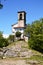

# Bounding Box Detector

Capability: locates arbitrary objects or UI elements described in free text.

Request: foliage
[24,24,31,36]
[25,18,43,53]
[0,31,9,48]
[0,38,9,48]
[15,31,21,37]
[8,35,15,42]
[0,31,3,38]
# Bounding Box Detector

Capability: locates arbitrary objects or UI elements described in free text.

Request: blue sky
[0,0,43,35]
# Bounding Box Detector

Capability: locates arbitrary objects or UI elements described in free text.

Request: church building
[12,11,26,38]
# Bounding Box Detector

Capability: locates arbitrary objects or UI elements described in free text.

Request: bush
[25,18,43,53]
[0,38,9,48]
[28,34,43,52]
[0,31,9,48]
[8,35,15,42]
[15,31,21,37]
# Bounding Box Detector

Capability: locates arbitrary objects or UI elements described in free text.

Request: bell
[0,3,3,9]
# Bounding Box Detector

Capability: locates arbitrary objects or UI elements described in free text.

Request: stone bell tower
[18,11,26,27]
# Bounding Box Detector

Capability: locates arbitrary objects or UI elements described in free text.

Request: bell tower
[18,11,26,27]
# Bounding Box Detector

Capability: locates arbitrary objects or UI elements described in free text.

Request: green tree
[24,24,31,35]
[0,31,3,38]
[0,38,9,47]
[0,31,9,48]
[8,35,15,42]
[15,31,21,37]
[25,18,43,52]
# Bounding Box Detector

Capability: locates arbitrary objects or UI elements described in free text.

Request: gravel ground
[0,59,30,65]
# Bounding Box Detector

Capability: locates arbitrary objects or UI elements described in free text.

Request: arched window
[19,14,22,20]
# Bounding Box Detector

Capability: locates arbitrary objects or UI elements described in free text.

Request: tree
[25,18,43,53]
[8,35,15,42]
[0,31,3,38]
[0,31,9,48]
[15,31,21,37]
[24,24,31,36]
[0,38,9,47]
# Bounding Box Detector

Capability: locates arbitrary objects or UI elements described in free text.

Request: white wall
[12,27,24,35]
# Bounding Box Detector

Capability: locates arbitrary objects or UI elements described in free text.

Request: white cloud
[3,34,9,38]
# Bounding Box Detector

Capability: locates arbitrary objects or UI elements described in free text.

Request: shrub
[15,31,21,37]
[8,35,15,42]
[25,18,43,53]
[0,31,9,48]
[0,38,9,48]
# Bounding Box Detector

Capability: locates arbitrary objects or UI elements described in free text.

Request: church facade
[12,11,26,38]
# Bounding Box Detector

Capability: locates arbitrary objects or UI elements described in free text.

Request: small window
[19,14,22,20]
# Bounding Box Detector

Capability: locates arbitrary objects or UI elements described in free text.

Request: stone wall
[24,36,28,42]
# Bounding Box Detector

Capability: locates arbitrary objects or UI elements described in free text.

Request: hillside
[0,41,43,65]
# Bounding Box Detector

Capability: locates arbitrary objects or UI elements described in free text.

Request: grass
[7,40,19,47]
[7,42,15,48]
[23,55,43,65]
[7,40,28,48]
[29,55,43,61]
[32,49,42,55]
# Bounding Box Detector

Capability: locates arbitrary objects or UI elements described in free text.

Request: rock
[0,51,4,59]
[0,51,3,56]
[20,50,33,58]
[14,47,21,52]
[3,47,8,53]
[20,51,29,57]
[3,56,6,59]
[4,49,19,57]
